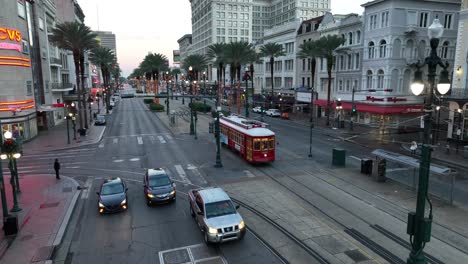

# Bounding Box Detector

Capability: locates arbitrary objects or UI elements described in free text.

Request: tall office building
[189,0,330,55]
[95,31,117,57]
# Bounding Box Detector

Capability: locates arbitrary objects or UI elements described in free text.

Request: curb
[52,176,81,248]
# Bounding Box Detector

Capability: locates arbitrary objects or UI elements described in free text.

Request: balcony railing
[49,57,61,66]
[51,82,73,92]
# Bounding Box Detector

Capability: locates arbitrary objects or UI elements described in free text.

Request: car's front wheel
[204,231,211,245]
[190,204,195,217]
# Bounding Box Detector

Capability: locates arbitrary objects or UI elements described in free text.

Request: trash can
[332,148,346,167]
[4,215,18,235]
[372,158,387,182]
[78,128,86,136]
[464,146,468,158]
[360,159,373,175]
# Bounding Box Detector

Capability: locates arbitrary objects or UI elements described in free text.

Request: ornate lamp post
[308,89,315,157]
[407,18,451,264]
[1,131,22,212]
[203,71,206,95]
[189,66,195,135]
[166,71,170,115]
[245,66,250,118]
[214,103,223,168]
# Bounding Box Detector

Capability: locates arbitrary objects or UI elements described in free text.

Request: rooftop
[199,187,230,204]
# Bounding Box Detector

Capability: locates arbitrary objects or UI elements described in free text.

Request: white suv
[266,109,281,117]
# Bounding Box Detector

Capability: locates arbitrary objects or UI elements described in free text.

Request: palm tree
[299,35,345,126]
[260,43,285,103]
[140,53,167,96]
[129,67,144,91]
[89,47,115,113]
[224,41,256,114]
[207,43,227,103]
[50,21,98,130]
[182,54,208,94]
[111,64,121,92]
[171,68,182,95]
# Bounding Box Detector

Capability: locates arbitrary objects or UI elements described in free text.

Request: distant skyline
[78,0,368,77]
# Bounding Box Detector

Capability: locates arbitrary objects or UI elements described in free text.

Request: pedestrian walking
[54,158,61,179]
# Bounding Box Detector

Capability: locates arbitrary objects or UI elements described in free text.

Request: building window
[39,18,44,30]
[347,54,352,70]
[419,12,429,27]
[349,32,353,45]
[45,80,49,92]
[381,11,389,27]
[407,11,417,25]
[338,80,343,91]
[369,14,378,30]
[18,1,25,18]
[377,70,384,88]
[367,70,373,89]
[356,31,361,44]
[355,53,360,69]
[340,55,344,70]
[346,80,351,92]
[444,14,452,29]
[368,41,375,59]
[441,41,449,59]
[320,58,324,71]
[302,59,306,71]
[26,81,32,95]
[21,40,29,54]
[379,40,387,58]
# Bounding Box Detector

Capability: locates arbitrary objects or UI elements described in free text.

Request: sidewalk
[24,103,106,152]
[0,175,80,263]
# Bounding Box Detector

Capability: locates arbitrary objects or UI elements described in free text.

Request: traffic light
[352,104,357,114]
[209,122,214,133]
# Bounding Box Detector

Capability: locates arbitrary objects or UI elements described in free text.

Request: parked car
[97,177,128,214]
[143,168,176,205]
[188,187,246,244]
[94,114,106,126]
[252,106,262,113]
[265,109,281,117]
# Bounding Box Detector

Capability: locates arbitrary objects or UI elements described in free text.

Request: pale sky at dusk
[78,0,368,77]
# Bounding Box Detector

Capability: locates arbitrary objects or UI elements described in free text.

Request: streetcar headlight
[264,153,267,157]
[239,220,245,229]
[99,202,105,208]
[208,227,218,234]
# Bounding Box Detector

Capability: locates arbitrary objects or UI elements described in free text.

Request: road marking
[158,136,166,144]
[113,138,118,144]
[187,164,207,184]
[81,178,93,200]
[130,158,140,161]
[64,148,94,152]
[99,143,104,148]
[32,155,90,160]
[137,136,143,145]
[149,136,155,143]
[165,135,173,140]
[174,165,191,184]
[349,155,361,161]
[244,170,255,178]
[65,166,80,169]
[113,159,124,163]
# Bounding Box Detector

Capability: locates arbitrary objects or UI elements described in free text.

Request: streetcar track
[231,197,330,264]
[252,163,445,264]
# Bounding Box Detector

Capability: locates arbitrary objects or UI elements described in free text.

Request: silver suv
[188,187,246,244]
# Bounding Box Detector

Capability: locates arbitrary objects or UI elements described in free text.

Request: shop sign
[296,92,311,103]
[0,42,22,52]
[0,27,22,42]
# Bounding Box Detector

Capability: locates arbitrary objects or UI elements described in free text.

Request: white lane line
[65,166,80,169]
[64,148,95,152]
[99,143,105,148]
[244,170,255,178]
[349,155,362,161]
[158,136,166,144]
[165,135,173,140]
[81,178,93,200]
[113,159,124,163]
[113,138,118,144]
[33,155,91,160]
[174,165,191,184]
[187,164,207,184]
[130,158,140,161]
[137,136,143,145]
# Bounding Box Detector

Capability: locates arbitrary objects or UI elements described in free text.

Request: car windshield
[205,200,236,218]
[148,175,171,187]
[101,183,124,195]
[97,115,105,120]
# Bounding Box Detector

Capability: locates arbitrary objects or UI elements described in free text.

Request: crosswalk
[98,134,174,148]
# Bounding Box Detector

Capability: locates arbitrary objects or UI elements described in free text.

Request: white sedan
[265,109,281,117]
[252,106,262,113]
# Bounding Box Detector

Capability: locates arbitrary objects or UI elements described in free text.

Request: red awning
[314,99,423,115]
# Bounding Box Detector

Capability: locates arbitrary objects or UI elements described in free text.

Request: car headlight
[99,202,105,208]
[239,220,245,229]
[147,193,154,198]
[170,190,176,195]
[208,227,218,234]
[120,199,127,205]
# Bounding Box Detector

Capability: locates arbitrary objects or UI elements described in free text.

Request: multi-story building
[95,31,117,57]
[177,34,193,66]
[188,0,330,81]
[447,0,468,143]
[0,0,38,140]
[356,0,460,127]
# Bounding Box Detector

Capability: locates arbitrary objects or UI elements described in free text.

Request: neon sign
[0,43,22,52]
[0,27,22,42]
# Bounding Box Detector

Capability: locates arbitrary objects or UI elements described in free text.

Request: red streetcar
[219,114,275,163]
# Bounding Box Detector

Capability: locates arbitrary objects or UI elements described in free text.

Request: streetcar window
[254,140,261,150]
[262,139,268,150]
[269,139,275,149]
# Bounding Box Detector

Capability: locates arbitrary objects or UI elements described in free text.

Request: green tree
[50,21,98,129]
[260,43,285,99]
[140,53,168,94]
[182,54,208,94]
[207,43,227,100]
[224,41,256,113]
[171,68,182,90]
[299,35,345,126]
[89,47,116,113]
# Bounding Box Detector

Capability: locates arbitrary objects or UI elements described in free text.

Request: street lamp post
[335,98,343,128]
[72,115,77,140]
[1,131,22,212]
[203,71,206,95]
[214,103,223,168]
[407,18,451,264]
[245,66,250,118]
[308,89,315,157]
[166,71,170,116]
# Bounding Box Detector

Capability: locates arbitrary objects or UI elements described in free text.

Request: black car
[97,177,128,214]
[144,168,176,205]
[94,114,106,126]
